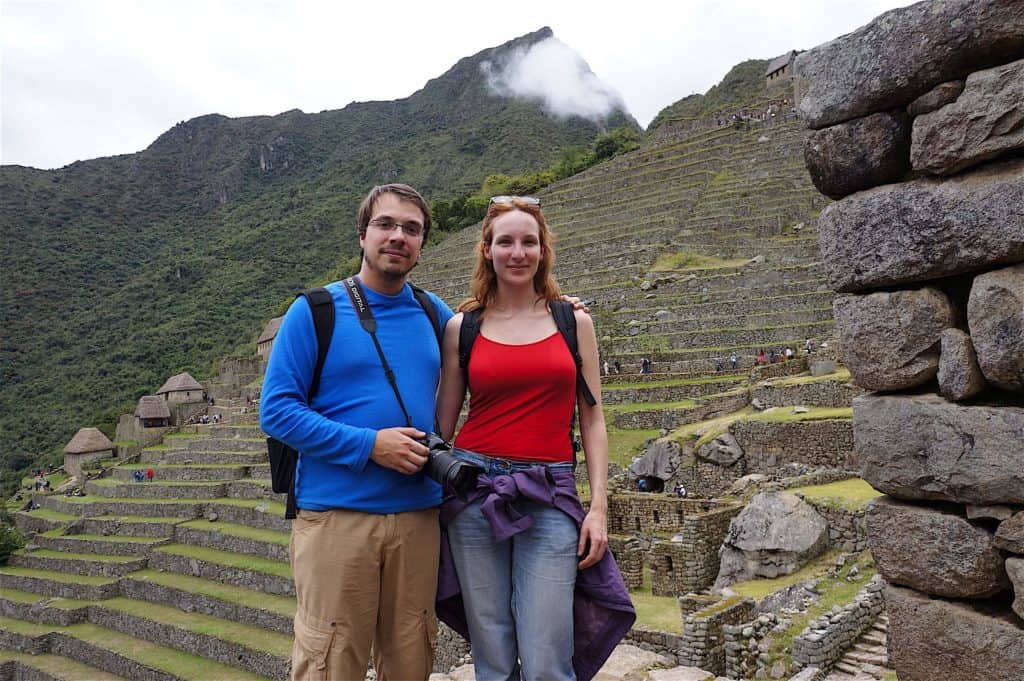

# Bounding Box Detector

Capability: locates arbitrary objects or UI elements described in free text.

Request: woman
[436,196,631,681]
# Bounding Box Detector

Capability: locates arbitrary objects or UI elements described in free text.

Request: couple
[261,184,634,681]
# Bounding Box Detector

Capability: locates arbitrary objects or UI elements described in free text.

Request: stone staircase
[826,614,894,680]
[1,425,292,680]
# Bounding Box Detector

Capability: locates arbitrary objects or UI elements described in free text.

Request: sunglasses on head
[489,195,541,207]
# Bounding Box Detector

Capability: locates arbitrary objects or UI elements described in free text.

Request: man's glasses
[367,217,424,238]
[489,195,541,207]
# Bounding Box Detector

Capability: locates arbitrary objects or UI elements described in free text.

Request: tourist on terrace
[436,196,634,681]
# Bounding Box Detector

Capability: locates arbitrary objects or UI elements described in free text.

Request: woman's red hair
[459,199,561,312]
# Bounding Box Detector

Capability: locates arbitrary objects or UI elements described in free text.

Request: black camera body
[420,433,482,499]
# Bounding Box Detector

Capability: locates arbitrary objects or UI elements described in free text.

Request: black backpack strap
[286,287,335,519]
[458,308,484,387]
[550,301,597,407]
[410,284,443,348]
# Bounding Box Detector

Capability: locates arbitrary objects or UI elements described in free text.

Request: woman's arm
[436,313,467,442]
[574,309,610,569]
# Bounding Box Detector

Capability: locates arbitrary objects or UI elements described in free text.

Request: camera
[420,433,482,499]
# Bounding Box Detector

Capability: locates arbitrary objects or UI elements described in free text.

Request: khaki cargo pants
[290,507,440,681]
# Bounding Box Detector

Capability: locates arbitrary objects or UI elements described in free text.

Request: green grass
[16,507,77,522]
[153,544,291,578]
[66,621,267,680]
[649,251,747,271]
[729,549,843,601]
[603,398,697,414]
[791,478,882,511]
[745,406,852,424]
[0,651,124,680]
[629,568,684,634]
[605,374,747,390]
[177,519,289,546]
[768,367,851,386]
[164,433,204,440]
[129,569,296,617]
[606,427,661,468]
[208,497,287,515]
[40,529,166,544]
[768,552,878,675]
[87,514,190,523]
[0,566,117,585]
[0,587,91,610]
[101,597,293,656]
[0,615,57,635]
[14,549,141,563]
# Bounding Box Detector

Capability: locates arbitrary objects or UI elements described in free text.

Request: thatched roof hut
[258,316,284,345]
[156,372,203,395]
[64,427,114,454]
[135,395,171,421]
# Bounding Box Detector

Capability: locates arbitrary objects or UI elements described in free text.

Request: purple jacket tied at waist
[436,465,636,681]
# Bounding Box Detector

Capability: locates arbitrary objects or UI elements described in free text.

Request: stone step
[178,438,267,453]
[861,631,887,646]
[85,479,228,500]
[853,641,887,655]
[0,650,127,681]
[208,425,266,439]
[140,449,266,465]
[36,494,203,519]
[173,519,289,562]
[113,464,250,482]
[0,586,91,627]
[844,648,890,665]
[8,550,146,579]
[149,544,293,596]
[834,661,861,675]
[205,500,291,533]
[225,479,281,502]
[120,570,294,635]
[91,598,291,679]
[80,515,188,538]
[32,532,169,557]
[13,508,76,536]
[0,615,267,680]
[601,377,749,405]
[0,567,120,601]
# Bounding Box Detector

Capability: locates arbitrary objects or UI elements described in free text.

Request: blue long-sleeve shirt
[260,280,453,514]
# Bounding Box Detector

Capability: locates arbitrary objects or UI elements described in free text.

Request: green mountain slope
[0,27,636,486]
[648,58,770,130]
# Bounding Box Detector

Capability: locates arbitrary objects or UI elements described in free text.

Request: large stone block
[805,111,911,199]
[968,264,1024,392]
[938,328,986,401]
[884,583,1024,681]
[818,157,1024,292]
[855,393,1024,505]
[833,287,953,391]
[906,80,964,117]
[867,496,1010,598]
[912,59,1024,175]
[714,492,828,588]
[794,0,1024,129]
[996,512,1024,554]
[1009,558,1024,621]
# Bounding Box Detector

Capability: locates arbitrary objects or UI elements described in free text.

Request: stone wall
[732,418,855,472]
[723,612,788,680]
[676,596,756,675]
[751,378,863,409]
[609,534,644,589]
[800,495,869,552]
[791,576,884,671]
[795,3,1024,678]
[607,495,742,595]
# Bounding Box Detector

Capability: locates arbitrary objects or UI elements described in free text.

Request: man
[261,184,454,680]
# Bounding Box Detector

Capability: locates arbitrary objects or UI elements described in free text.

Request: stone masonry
[795,2,1024,678]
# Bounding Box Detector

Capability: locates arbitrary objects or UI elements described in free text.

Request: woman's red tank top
[454,332,576,462]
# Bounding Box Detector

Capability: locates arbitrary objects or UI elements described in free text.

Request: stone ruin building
[794,0,1024,678]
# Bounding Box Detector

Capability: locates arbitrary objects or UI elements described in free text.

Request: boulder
[817,157,1024,292]
[1008,558,1024,621]
[648,668,714,681]
[727,474,768,497]
[810,360,837,377]
[965,505,1016,522]
[714,492,828,589]
[937,328,986,401]
[793,0,1024,128]
[855,393,1024,505]
[912,58,1024,175]
[695,433,744,467]
[996,512,1024,554]
[654,309,676,322]
[833,287,953,391]
[866,496,1010,598]
[804,110,911,199]
[884,583,1024,681]
[906,80,964,117]
[968,264,1024,392]
[593,644,674,681]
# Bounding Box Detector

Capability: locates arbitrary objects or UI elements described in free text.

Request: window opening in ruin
[677,510,684,524]
[665,556,673,571]
[653,510,660,524]
[634,518,641,532]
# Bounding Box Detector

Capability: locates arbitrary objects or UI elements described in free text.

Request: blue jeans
[447,454,578,681]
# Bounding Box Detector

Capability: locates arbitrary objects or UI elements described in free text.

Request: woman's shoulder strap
[458,308,484,369]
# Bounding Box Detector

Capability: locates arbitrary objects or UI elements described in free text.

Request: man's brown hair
[356,184,432,240]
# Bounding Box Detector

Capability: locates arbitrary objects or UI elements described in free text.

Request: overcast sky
[2,0,916,170]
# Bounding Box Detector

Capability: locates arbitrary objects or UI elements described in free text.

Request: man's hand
[370,427,429,474]
[559,294,592,314]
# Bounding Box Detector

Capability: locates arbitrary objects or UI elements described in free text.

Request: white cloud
[480,37,625,121]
